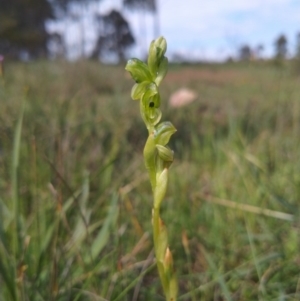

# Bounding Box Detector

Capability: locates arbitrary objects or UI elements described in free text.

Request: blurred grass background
[0,60,300,300]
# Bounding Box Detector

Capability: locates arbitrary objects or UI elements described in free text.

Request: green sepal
[131,81,151,100]
[154,121,177,146]
[155,57,168,87]
[125,58,153,83]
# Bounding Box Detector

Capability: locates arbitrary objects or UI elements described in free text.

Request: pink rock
[169,88,197,108]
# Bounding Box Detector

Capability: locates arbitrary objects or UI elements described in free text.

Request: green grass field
[0,60,300,300]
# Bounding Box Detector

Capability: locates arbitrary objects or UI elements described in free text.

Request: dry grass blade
[198,194,294,221]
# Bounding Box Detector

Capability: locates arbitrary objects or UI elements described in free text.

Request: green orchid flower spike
[125,37,178,301]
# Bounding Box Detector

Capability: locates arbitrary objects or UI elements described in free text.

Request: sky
[49,0,300,61]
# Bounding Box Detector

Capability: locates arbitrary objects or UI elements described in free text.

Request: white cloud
[156,0,300,60]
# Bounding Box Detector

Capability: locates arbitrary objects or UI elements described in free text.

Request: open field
[0,60,300,300]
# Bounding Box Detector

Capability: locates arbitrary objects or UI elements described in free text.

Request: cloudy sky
[51,0,300,61]
[100,0,300,61]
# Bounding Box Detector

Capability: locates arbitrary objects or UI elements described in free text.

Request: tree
[50,0,102,58]
[50,0,99,17]
[91,10,135,63]
[0,0,54,59]
[274,34,288,59]
[294,32,300,75]
[239,44,252,61]
[123,0,159,56]
[255,44,264,60]
[123,0,156,13]
[296,32,300,59]
[48,32,66,58]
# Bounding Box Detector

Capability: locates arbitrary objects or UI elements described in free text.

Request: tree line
[0,0,157,61]
[238,33,300,62]
[1,1,300,64]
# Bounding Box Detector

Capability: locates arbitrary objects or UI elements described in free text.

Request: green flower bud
[148,40,157,76]
[156,145,174,162]
[155,36,167,56]
[164,247,173,271]
[155,57,168,87]
[154,167,168,208]
[125,58,153,83]
[154,121,177,146]
[148,36,167,78]
[156,145,174,172]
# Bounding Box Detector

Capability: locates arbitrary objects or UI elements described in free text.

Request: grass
[0,59,300,300]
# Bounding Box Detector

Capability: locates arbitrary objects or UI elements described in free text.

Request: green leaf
[168,271,178,301]
[11,99,25,265]
[0,254,16,300]
[156,220,168,263]
[125,58,153,83]
[89,193,118,262]
[154,121,177,146]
